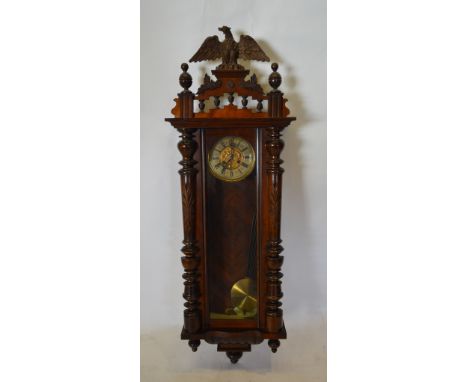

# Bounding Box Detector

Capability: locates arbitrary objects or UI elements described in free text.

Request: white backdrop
[141,0,326,380]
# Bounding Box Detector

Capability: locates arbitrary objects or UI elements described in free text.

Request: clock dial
[208,136,255,182]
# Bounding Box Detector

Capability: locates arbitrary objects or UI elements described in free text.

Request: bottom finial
[268,339,280,353]
[188,339,201,352]
[226,351,243,364]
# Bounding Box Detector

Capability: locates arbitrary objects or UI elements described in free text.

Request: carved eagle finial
[189,26,270,70]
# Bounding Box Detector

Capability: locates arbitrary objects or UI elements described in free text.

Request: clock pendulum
[165,26,296,363]
[229,213,257,318]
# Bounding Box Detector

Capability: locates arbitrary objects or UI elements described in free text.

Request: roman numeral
[221,167,226,174]
[241,162,249,168]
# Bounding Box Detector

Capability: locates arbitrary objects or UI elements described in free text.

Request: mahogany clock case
[165,27,295,363]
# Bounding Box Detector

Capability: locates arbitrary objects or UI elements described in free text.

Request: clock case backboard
[165,62,295,363]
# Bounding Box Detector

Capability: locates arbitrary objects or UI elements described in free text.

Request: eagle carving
[189,26,270,70]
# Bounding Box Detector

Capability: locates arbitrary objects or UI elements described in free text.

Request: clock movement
[165,26,296,363]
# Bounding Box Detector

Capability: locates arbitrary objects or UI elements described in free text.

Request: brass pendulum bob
[230,277,257,317]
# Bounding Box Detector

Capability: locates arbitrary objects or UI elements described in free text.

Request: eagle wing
[189,35,222,62]
[238,35,270,62]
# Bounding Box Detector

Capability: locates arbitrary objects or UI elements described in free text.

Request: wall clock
[165,26,296,363]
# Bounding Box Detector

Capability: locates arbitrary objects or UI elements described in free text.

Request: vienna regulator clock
[165,26,296,363]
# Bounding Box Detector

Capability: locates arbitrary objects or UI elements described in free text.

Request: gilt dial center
[219,147,243,170]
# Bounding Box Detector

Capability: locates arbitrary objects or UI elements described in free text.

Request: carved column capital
[177,128,198,174]
[265,127,285,173]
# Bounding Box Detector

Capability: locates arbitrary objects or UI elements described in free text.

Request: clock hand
[225,150,235,168]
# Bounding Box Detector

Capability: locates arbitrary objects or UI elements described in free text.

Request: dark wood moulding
[166,117,296,129]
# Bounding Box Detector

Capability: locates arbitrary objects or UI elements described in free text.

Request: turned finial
[179,63,192,91]
[268,63,282,91]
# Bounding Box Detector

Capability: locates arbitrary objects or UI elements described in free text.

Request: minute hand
[226,151,235,168]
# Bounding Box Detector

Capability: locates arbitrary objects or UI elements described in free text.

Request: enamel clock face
[208,136,255,182]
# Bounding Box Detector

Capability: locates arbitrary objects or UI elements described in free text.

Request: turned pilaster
[177,128,201,333]
[265,125,285,334]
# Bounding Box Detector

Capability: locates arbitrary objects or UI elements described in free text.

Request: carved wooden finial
[269,63,282,90]
[257,100,263,112]
[179,63,192,91]
[241,96,248,109]
[198,99,205,112]
[189,26,270,71]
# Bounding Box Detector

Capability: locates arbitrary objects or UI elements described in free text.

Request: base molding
[181,325,287,363]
